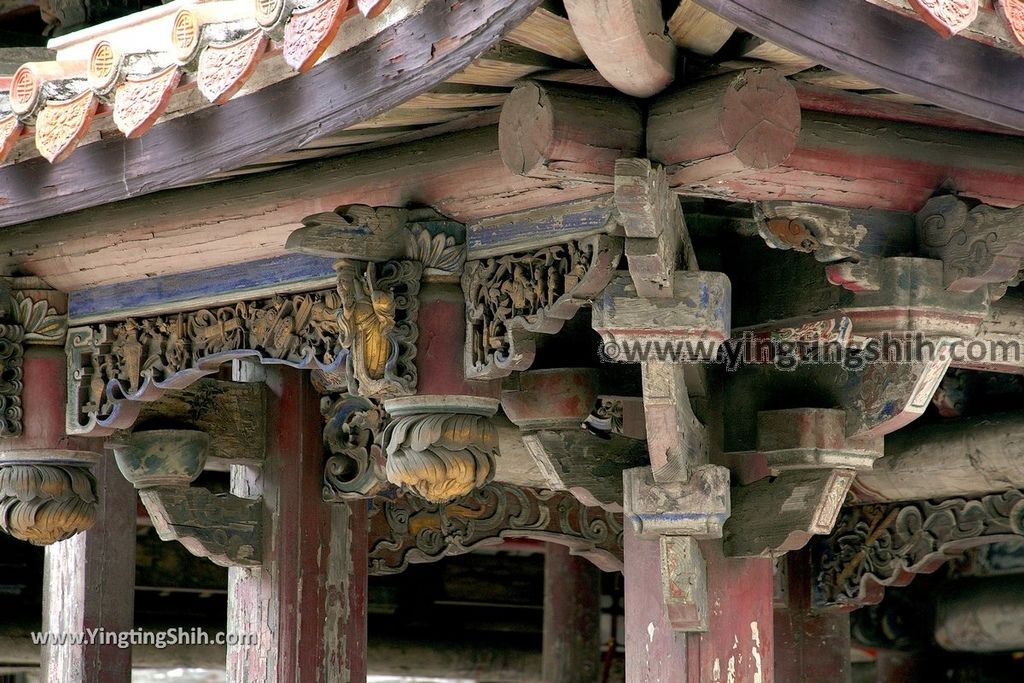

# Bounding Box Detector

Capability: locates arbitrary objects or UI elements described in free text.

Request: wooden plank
[42,453,136,683]
[563,0,676,97]
[68,253,337,323]
[543,543,602,682]
[345,107,477,130]
[667,1,736,56]
[793,82,1024,137]
[795,67,881,91]
[2,126,608,292]
[403,85,510,109]
[533,68,612,88]
[467,195,617,259]
[227,368,368,682]
[689,0,1024,131]
[448,42,563,87]
[0,0,547,228]
[506,5,588,63]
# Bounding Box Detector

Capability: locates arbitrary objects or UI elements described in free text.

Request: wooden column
[774,549,850,683]
[35,345,136,682]
[624,523,686,683]
[686,542,774,682]
[543,543,602,682]
[227,367,368,683]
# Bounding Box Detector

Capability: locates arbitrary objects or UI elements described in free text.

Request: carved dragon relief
[813,490,1024,609]
[367,482,625,575]
[463,235,623,380]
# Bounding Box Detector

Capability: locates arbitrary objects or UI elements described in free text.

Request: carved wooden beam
[562,0,675,98]
[756,201,916,264]
[65,228,427,435]
[732,252,991,438]
[463,234,622,380]
[917,195,1024,294]
[812,489,1024,609]
[366,482,625,575]
[112,429,262,568]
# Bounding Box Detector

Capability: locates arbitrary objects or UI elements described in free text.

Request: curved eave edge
[694,0,1024,133]
[0,0,545,228]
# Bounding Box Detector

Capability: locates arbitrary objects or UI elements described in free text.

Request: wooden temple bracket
[589,158,733,633]
[722,408,882,559]
[111,428,263,568]
[501,368,647,512]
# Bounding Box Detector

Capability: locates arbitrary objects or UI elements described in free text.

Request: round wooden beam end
[499,81,643,182]
[721,68,802,170]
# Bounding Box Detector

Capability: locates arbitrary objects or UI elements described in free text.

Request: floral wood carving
[322,394,388,501]
[336,259,421,398]
[113,67,182,139]
[463,235,623,380]
[283,0,349,72]
[11,290,66,345]
[34,91,99,163]
[0,324,24,437]
[909,0,978,37]
[0,115,23,164]
[1001,0,1024,46]
[367,482,625,575]
[0,456,98,546]
[813,490,1024,609]
[198,30,268,105]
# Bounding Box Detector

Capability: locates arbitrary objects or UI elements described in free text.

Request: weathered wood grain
[117,380,266,468]
[690,0,1024,131]
[543,543,602,682]
[0,0,546,227]
[227,368,368,682]
[42,453,135,683]
[499,81,643,184]
[667,0,736,56]
[648,67,802,173]
[563,0,676,97]
[506,5,587,63]
[2,126,607,292]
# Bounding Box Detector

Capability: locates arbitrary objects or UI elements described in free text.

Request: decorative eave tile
[113,66,182,139]
[198,30,269,105]
[35,91,99,164]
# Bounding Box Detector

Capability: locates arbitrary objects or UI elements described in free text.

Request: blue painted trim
[69,254,338,323]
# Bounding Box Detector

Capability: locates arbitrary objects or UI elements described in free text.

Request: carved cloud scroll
[368,482,625,575]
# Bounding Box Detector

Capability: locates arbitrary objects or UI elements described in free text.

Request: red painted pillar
[624,525,686,683]
[543,543,602,682]
[42,448,136,682]
[227,367,368,682]
[8,340,137,682]
[774,549,851,683]
[686,542,774,683]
